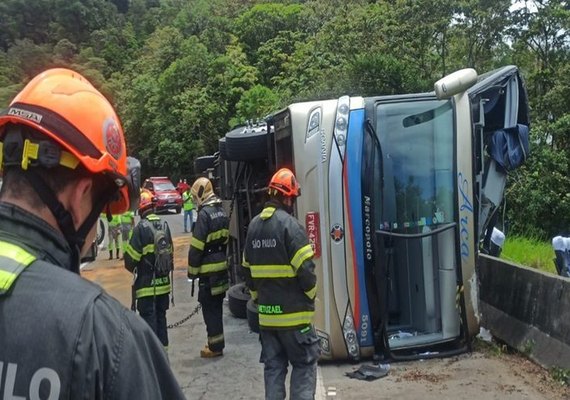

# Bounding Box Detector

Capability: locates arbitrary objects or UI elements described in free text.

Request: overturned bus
[213,65,530,361]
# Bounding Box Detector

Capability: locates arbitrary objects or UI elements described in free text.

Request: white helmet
[191,177,214,207]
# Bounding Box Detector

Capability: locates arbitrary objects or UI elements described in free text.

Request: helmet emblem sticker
[103,118,123,160]
[330,224,344,242]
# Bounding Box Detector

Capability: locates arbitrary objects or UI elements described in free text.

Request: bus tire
[225,126,268,161]
[194,155,216,173]
[218,137,229,160]
[246,298,259,333]
[228,282,250,319]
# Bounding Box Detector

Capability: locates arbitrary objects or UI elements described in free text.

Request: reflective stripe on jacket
[188,199,229,295]
[124,214,171,299]
[0,241,36,294]
[242,202,317,329]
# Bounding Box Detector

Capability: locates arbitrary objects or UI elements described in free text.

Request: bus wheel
[225,126,268,161]
[228,282,250,319]
[246,298,259,333]
[194,155,216,173]
[218,137,229,160]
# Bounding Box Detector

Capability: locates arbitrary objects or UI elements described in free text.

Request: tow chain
[167,304,202,329]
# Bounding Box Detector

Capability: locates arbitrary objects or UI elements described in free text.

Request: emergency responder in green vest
[108,213,122,260]
[124,190,173,350]
[188,177,229,358]
[0,68,185,399]
[182,186,195,233]
[120,209,135,258]
[242,168,320,400]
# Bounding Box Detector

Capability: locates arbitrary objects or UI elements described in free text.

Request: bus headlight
[334,96,350,148]
[306,107,321,140]
[342,312,360,360]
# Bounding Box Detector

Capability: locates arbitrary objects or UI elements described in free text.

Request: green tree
[230,84,279,127]
[234,3,304,59]
[6,39,52,79]
[448,0,512,73]
[506,124,570,238]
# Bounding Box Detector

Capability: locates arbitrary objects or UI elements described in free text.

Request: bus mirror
[434,68,478,99]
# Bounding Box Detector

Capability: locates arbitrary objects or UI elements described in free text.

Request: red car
[142,177,183,214]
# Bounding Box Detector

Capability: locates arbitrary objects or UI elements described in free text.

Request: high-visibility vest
[182,191,194,211]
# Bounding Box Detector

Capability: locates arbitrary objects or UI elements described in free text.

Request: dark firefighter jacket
[242,202,317,329]
[188,198,229,296]
[0,202,185,399]
[124,214,172,299]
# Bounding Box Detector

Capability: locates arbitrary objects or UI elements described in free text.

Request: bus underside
[213,66,529,362]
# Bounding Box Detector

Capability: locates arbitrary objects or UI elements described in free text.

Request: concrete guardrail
[478,254,570,369]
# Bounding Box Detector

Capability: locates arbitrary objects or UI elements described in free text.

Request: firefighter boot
[109,250,113,260]
[200,344,223,358]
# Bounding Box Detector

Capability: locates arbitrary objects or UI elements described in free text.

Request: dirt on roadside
[384,341,570,400]
[471,340,570,400]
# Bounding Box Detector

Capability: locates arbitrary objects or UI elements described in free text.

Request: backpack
[145,220,174,277]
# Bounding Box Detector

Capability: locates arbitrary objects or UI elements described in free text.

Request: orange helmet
[0,68,140,214]
[268,168,300,197]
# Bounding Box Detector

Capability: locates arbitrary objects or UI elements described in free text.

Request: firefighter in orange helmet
[125,188,173,351]
[0,68,185,399]
[242,168,320,400]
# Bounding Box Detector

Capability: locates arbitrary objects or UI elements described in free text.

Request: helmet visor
[107,156,141,214]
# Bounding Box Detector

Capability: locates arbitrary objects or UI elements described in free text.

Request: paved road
[84,212,566,400]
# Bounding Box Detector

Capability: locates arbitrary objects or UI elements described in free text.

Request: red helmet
[268,168,300,198]
[0,68,140,213]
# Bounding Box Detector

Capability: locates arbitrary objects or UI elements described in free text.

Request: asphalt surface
[83,212,564,400]
[83,211,269,399]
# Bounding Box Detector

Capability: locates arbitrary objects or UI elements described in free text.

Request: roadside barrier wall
[478,254,570,369]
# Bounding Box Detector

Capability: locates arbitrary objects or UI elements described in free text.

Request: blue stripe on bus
[345,108,373,347]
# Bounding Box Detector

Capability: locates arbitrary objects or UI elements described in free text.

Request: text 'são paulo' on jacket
[242,202,317,329]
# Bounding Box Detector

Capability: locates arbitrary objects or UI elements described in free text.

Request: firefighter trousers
[137,294,170,347]
[198,285,225,352]
[259,326,321,400]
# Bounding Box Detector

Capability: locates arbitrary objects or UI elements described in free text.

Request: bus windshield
[375,99,455,232]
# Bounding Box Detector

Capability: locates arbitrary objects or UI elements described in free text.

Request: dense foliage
[0,0,568,238]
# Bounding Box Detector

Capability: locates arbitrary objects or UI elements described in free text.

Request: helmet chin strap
[23,169,117,273]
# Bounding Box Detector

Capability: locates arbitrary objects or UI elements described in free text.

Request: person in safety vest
[120,209,135,258]
[124,190,173,350]
[108,213,122,259]
[242,167,320,400]
[188,177,229,358]
[0,68,185,399]
[182,186,195,233]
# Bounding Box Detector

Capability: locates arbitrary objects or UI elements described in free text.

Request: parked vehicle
[215,65,530,361]
[142,177,183,214]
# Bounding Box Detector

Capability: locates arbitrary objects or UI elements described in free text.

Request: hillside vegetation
[0,0,568,239]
